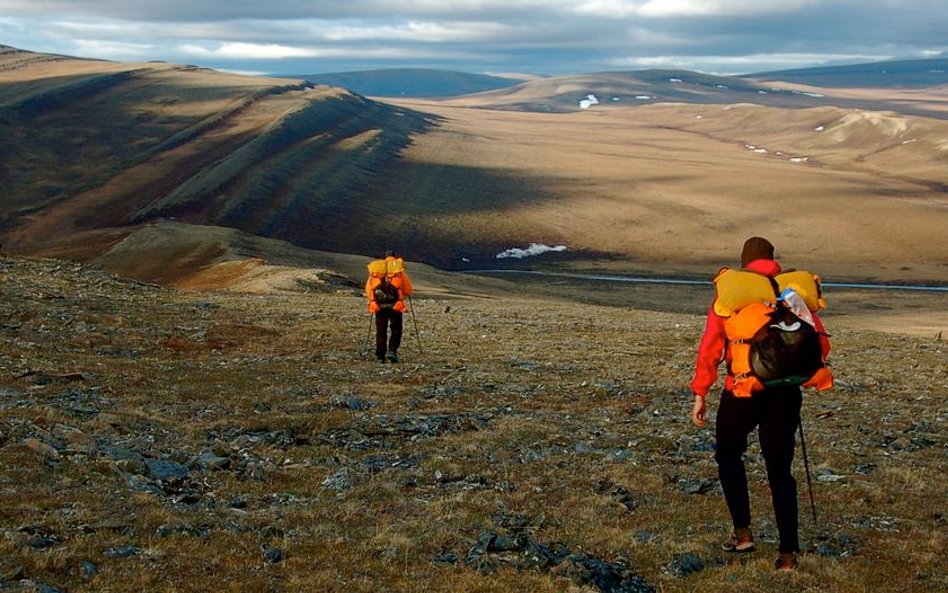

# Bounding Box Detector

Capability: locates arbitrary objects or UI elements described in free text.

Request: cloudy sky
[1,1,946,76]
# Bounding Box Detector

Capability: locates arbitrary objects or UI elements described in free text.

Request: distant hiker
[365,251,413,363]
[689,236,833,572]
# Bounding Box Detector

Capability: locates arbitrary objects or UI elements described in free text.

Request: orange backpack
[366,258,407,313]
[714,268,833,397]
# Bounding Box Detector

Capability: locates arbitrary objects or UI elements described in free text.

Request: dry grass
[386,98,948,282]
[1,256,945,593]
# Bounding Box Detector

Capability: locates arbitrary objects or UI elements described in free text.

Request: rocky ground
[0,256,945,593]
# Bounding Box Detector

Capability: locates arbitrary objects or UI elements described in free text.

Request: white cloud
[608,52,896,74]
[573,0,819,18]
[180,42,325,59]
[637,0,819,18]
[178,41,470,62]
[572,0,641,18]
[1,1,945,75]
[70,39,156,59]
[325,20,515,43]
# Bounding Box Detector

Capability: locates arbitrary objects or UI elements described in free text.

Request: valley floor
[0,257,945,592]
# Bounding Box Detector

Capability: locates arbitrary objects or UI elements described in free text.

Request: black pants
[714,385,802,553]
[374,309,403,359]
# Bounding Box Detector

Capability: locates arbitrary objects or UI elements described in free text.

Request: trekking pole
[798,417,818,526]
[363,314,374,357]
[407,295,423,355]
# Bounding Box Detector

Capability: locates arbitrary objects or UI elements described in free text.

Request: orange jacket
[690,258,831,397]
[365,257,413,313]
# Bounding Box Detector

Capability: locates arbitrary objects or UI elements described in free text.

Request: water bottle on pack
[779,287,815,327]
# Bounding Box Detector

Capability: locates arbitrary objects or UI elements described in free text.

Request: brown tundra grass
[0,256,945,592]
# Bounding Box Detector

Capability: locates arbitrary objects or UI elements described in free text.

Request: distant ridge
[286,68,524,98]
[750,57,948,88]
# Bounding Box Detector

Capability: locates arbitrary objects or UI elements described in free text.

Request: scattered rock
[321,467,357,492]
[24,438,61,461]
[816,469,846,483]
[596,479,637,511]
[465,531,497,569]
[810,532,857,558]
[678,478,716,495]
[361,454,419,474]
[331,394,371,410]
[431,551,457,565]
[102,545,142,558]
[570,554,656,593]
[145,458,190,482]
[261,543,284,564]
[634,532,657,544]
[62,429,96,454]
[193,449,231,471]
[82,518,131,534]
[80,561,98,579]
[26,534,58,550]
[664,552,704,578]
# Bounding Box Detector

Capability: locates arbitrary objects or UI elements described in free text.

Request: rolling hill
[751,57,948,88]
[285,68,526,98]
[0,45,438,261]
[431,66,948,120]
[1,45,947,286]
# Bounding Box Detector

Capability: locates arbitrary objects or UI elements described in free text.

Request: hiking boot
[387,351,399,363]
[775,552,798,572]
[376,354,386,364]
[721,528,755,553]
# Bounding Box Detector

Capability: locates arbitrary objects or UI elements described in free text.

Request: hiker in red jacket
[690,237,831,572]
[365,251,413,363]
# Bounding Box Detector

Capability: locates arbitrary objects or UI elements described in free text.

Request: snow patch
[669,78,682,83]
[635,95,651,100]
[496,243,568,259]
[789,157,809,163]
[579,94,600,109]
[814,125,825,132]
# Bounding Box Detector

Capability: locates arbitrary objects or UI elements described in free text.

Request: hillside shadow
[0,70,270,226]
[247,159,570,269]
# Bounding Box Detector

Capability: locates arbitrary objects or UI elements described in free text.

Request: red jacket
[690,259,831,397]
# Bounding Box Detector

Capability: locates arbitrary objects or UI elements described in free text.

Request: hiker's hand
[692,395,707,427]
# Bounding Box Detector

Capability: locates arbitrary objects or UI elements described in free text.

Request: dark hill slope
[288,68,522,97]
[0,46,436,258]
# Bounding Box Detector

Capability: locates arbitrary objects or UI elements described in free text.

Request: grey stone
[103,545,141,558]
[194,449,230,471]
[145,458,189,482]
[261,543,284,564]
